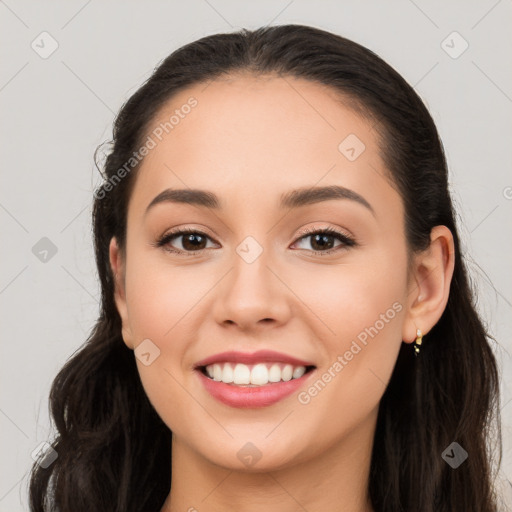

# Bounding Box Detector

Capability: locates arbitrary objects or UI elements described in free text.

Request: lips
[194,349,316,368]
[196,366,316,408]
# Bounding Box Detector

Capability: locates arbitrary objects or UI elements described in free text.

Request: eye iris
[182,233,206,251]
[166,229,346,253]
[311,233,335,251]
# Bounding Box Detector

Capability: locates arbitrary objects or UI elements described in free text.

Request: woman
[28,24,505,512]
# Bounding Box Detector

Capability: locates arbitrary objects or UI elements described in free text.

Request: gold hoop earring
[413,328,423,357]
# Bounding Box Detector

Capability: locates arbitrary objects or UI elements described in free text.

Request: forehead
[128,74,400,223]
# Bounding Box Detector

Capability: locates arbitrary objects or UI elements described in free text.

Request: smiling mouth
[198,362,316,387]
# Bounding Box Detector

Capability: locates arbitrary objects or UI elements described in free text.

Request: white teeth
[233,363,251,384]
[292,366,306,379]
[204,362,309,386]
[250,363,268,385]
[221,363,234,383]
[213,363,222,381]
[281,364,293,381]
[268,364,281,382]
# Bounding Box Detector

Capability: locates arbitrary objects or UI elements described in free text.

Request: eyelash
[153,226,356,257]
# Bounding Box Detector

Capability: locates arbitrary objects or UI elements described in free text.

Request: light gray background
[1,1,511,510]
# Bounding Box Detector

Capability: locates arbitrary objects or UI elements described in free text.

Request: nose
[211,249,292,332]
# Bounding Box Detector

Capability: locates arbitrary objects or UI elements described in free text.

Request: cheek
[122,255,200,431]
[283,247,407,349]
[124,249,204,343]
[286,248,407,416]
[122,235,408,440]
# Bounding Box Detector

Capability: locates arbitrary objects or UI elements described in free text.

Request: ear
[109,237,135,350]
[402,225,455,344]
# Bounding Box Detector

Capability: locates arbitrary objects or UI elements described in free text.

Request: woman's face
[110,74,419,471]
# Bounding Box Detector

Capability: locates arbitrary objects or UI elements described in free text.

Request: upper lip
[194,350,316,368]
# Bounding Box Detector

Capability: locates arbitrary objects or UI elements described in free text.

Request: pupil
[312,234,334,251]
[180,233,336,252]
[183,233,206,250]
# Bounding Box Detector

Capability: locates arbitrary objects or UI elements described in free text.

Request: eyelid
[154,224,356,256]
[154,227,218,254]
[294,225,354,242]
[156,224,219,244]
[291,226,356,252]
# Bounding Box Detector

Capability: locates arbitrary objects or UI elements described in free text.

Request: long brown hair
[28,24,504,511]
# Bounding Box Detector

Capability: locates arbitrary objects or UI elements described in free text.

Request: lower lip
[196,369,315,408]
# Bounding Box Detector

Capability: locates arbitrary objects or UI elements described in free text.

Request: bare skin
[108,74,455,512]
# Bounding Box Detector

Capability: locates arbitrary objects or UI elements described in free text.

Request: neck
[160,408,377,512]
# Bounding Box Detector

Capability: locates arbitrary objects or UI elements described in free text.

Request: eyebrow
[144,185,375,216]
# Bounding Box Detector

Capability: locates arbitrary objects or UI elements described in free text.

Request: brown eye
[178,232,208,251]
[310,233,337,251]
[292,228,356,254]
[156,229,217,255]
